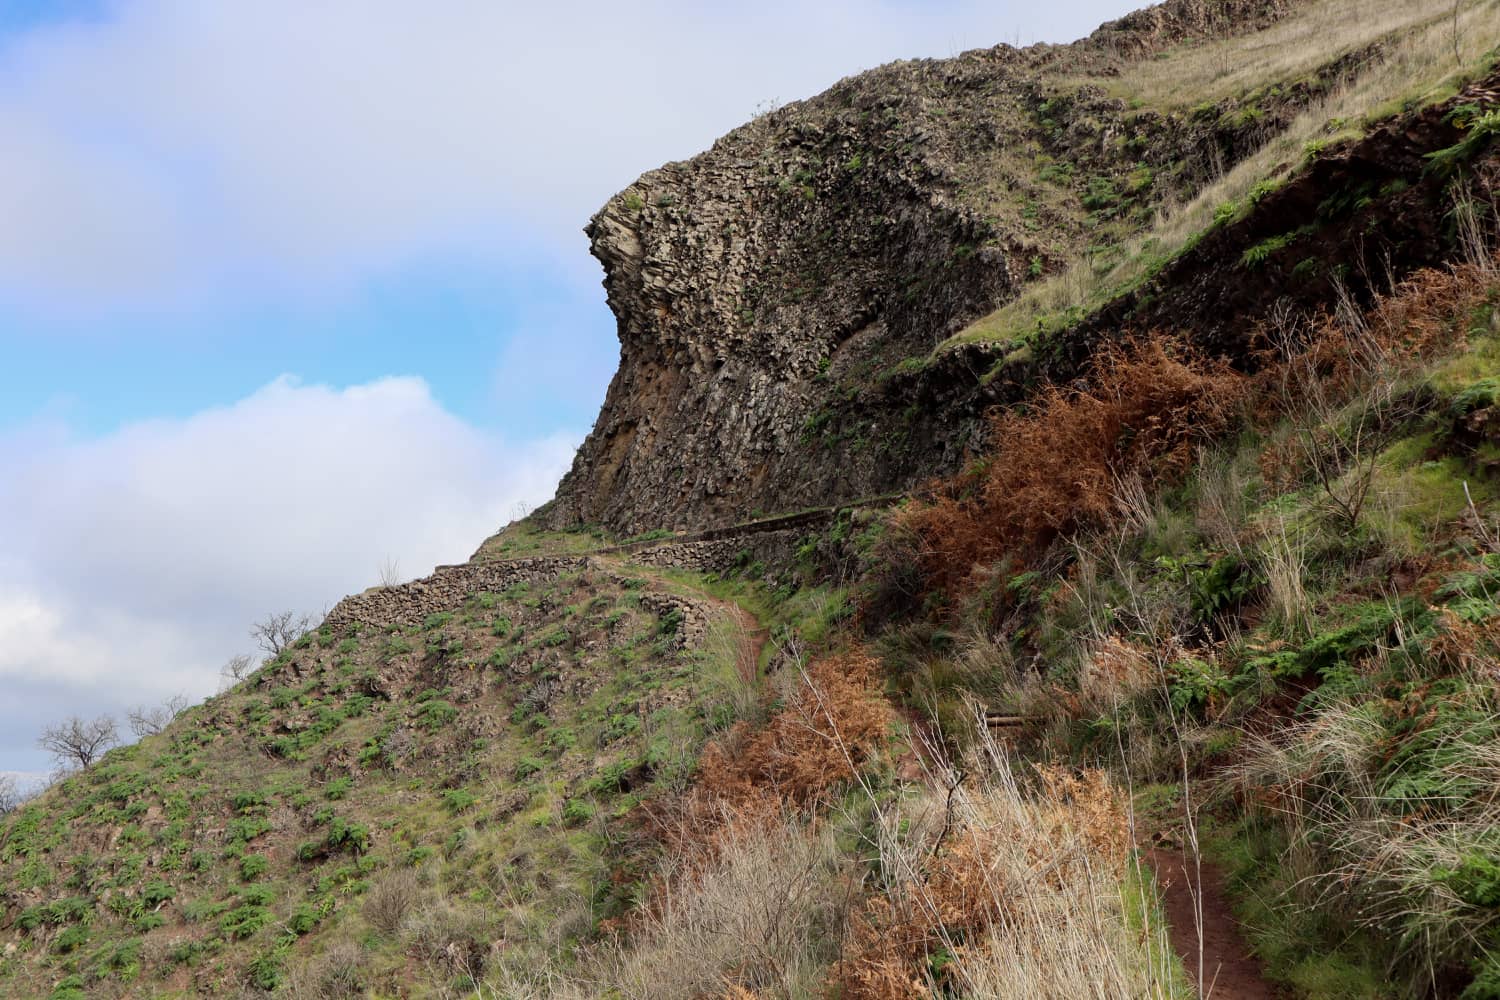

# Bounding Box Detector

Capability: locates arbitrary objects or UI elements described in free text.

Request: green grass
[1122,855,1196,1000]
[0,560,754,996]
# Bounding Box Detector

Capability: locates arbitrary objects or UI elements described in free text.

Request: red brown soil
[1146,846,1279,999]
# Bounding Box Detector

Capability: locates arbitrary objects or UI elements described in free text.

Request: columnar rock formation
[546,0,1300,534]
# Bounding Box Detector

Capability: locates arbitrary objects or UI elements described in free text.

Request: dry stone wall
[322,556,712,651]
[323,557,590,633]
[626,529,804,577]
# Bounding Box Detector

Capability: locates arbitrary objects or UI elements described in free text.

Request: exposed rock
[322,555,712,652]
[323,557,591,633]
[545,0,1309,534]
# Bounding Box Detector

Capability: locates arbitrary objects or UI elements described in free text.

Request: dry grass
[1229,679,1500,994]
[830,717,1177,999]
[282,942,367,1000]
[490,652,894,1000]
[918,254,1497,599]
[1192,446,1256,556]
[363,868,422,937]
[401,898,494,990]
[1260,512,1313,640]
[501,649,896,1000]
[575,816,852,1000]
[1099,0,1490,111]
[942,0,1500,355]
[1077,635,1161,715]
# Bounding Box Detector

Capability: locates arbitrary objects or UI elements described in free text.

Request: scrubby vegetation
[8,2,1500,998]
[0,565,781,996]
[880,246,1500,997]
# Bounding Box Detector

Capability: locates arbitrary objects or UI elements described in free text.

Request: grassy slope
[0,559,757,997]
[937,0,1500,359]
[889,260,1500,996]
[7,3,1500,999]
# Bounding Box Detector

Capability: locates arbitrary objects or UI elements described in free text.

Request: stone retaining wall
[321,555,715,653]
[322,557,589,633]
[627,528,804,575]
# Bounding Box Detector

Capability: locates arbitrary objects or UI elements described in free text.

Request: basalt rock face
[547,0,1298,534]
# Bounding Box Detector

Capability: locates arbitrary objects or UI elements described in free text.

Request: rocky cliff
[545,0,1308,533]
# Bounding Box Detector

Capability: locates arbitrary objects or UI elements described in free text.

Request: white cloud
[0,0,1137,315]
[0,375,577,772]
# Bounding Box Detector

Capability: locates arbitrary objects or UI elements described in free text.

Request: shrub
[141,877,175,905]
[833,744,1140,999]
[364,869,421,936]
[415,696,458,732]
[900,338,1247,594]
[695,651,892,814]
[286,904,320,935]
[1230,680,1500,996]
[562,799,595,826]
[326,817,371,855]
[246,950,285,991]
[17,896,92,930]
[287,942,365,999]
[442,789,477,815]
[52,925,88,954]
[226,815,272,844]
[402,900,491,977]
[47,975,88,1000]
[578,816,849,998]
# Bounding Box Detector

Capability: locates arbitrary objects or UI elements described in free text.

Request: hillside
[548,0,1500,533]
[7,0,1500,998]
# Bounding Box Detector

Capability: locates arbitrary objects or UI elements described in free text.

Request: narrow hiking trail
[1146,846,1278,1000]
[722,603,770,684]
[594,550,771,686]
[487,542,1278,1000]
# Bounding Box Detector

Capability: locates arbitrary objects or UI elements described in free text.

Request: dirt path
[718,601,769,684]
[1145,847,1278,1000]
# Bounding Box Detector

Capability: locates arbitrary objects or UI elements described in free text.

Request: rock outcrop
[546,0,1302,534]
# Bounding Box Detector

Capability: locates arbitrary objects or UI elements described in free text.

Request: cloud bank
[0,0,1133,316]
[0,377,576,772]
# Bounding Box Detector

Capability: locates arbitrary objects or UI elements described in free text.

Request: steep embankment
[8,0,1500,996]
[546,0,1497,536]
[546,0,1319,533]
[0,548,749,996]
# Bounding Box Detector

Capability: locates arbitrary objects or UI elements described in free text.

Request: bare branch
[0,774,22,815]
[250,611,312,659]
[38,715,118,771]
[127,694,189,738]
[219,653,256,691]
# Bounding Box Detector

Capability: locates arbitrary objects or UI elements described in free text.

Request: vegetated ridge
[7,1,1500,998]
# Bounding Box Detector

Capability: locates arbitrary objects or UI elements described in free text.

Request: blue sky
[0,0,1137,782]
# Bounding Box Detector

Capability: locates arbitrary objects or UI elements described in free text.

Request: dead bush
[831,726,1147,1000]
[1427,604,1500,680]
[364,867,422,936]
[581,815,852,999]
[1076,635,1158,713]
[1254,260,1495,506]
[696,650,893,814]
[642,649,892,877]
[284,942,367,1000]
[901,337,1247,595]
[402,899,492,983]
